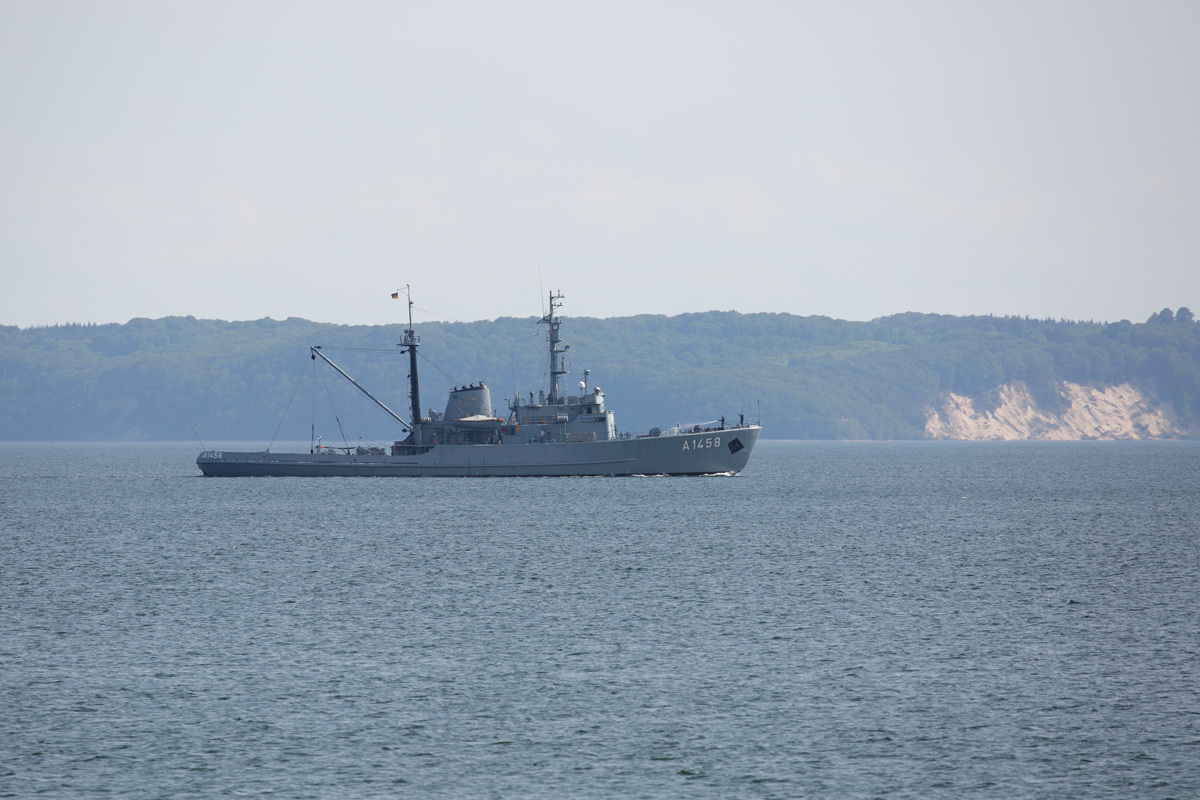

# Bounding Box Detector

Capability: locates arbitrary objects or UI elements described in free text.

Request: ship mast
[399,285,422,443]
[540,291,569,403]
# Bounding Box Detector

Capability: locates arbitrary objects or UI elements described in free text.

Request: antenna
[190,424,207,450]
[538,291,568,402]
[401,284,414,330]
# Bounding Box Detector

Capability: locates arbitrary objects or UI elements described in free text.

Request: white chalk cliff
[925,382,1186,440]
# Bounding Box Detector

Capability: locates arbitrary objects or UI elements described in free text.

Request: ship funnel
[444,384,493,422]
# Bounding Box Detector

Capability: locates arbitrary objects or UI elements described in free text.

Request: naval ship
[196,290,760,477]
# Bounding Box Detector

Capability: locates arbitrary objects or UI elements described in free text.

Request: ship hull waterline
[197,426,761,477]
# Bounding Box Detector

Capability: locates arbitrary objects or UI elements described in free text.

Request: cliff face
[925,382,1187,440]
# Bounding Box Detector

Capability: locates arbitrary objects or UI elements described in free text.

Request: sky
[1,1,1197,328]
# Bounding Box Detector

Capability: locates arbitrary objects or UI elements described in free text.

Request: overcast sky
[2,2,1197,328]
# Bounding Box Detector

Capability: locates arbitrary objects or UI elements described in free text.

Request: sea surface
[2,440,1199,799]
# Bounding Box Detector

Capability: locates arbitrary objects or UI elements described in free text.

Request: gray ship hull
[197,426,760,477]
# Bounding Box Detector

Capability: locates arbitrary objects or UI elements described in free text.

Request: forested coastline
[2,308,1197,441]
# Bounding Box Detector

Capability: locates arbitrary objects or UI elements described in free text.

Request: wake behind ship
[197,291,760,477]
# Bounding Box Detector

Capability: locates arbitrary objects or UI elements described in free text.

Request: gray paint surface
[196,426,760,477]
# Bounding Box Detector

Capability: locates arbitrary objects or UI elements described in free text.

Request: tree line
[1,307,1196,441]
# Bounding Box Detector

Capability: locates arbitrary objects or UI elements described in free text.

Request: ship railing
[619,422,756,439]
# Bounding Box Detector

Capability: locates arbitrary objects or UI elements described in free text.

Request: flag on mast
[391,292,399,299]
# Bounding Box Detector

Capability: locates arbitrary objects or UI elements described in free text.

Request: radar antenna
[539,291,569,403]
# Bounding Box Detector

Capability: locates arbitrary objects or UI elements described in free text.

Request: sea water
[2,440,1198,799]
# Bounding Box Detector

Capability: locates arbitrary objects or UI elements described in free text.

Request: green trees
[2,308,1198,441]
[1148,306,1196,325]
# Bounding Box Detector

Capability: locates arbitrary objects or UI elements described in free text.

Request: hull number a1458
[683,437,720,451]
